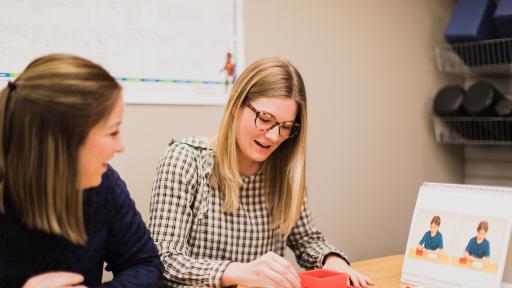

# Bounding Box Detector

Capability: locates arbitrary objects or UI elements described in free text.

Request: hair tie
[7,81,16,92]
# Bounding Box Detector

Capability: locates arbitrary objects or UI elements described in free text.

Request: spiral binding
[422,181,512,194]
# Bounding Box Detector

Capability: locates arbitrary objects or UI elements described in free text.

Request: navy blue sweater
[0,167,163,287]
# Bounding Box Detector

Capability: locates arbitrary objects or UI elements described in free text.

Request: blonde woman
[149,58,373,287]
[0,54,163,288]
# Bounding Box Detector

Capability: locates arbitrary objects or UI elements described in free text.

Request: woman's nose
[265,125,280,142]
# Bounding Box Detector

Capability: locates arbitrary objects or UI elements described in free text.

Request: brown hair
[211,57,307,235]
[431,216,441,226]
[477,221,489,232]
[0,54,121,244]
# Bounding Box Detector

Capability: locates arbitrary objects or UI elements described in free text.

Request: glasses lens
[280,125,299,138]
[279,125,292,137]
[255,112,276,131]
[255,111,300,138]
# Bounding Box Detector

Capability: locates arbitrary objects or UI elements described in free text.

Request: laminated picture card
[402,183,512,288]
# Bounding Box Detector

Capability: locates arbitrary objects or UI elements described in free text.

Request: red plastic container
[299,269,348,288]
[416,248,424,256]
[459,257,467,264]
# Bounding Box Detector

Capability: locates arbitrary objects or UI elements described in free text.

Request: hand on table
[323,255,374,288]
[221,251,300,288]
[23,272,87,288]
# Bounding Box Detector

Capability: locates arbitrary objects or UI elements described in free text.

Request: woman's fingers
[348,271,374,288]
[23,272,84,288]
[268,252,300,284]
[349,272,362,287]
[262,267,296,288]
[222,252,301,288]
[264,258,299,287]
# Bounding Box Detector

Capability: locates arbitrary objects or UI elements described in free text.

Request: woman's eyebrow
[260,109,295,123]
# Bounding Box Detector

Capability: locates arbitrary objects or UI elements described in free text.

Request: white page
[402,182,512,288]
[0,0,244,105]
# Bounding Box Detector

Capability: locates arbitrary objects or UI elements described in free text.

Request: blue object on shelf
[445,0,498,43]
[494,0,512,37]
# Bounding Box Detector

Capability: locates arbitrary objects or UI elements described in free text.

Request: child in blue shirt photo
[417,216,444,252]
[465,221,490,262]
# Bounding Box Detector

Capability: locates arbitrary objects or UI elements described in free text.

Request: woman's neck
[238,154,262,176]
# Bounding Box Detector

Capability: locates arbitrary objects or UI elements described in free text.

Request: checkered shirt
[149,137,348,287]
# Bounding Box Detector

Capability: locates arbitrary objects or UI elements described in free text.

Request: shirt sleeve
[439,233,444,249]
[99,168,164,288]
[286,195,349,270]
[148,143,231,287]
[419,232,428,246]
[465,238,473,253]
[484,240,490,257]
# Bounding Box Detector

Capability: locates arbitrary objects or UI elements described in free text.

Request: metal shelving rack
[433,117,512,145]
[433,38,512,145]
[434,38,512,76]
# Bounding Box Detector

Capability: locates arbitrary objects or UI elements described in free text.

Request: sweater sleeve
[98,168,164,288]
[286,195,349,270]
[148,143,230,287]
[419,232,428,246]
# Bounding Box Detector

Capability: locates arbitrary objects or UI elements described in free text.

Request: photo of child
[464,221,491,262]
[407,211,452,264]
[406,210,504,272]
[417,216,444,253]
[450,217,503,273]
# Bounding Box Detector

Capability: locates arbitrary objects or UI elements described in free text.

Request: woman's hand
[23,272,87,288]
[221,252,300,288]
[323,255,374,288]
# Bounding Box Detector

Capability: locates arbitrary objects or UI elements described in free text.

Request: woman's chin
[249,152,270,163]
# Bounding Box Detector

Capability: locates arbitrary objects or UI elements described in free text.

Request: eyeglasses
[246,102,300,138]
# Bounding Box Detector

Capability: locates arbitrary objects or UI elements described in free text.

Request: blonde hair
[211,57,307,235]
[0,54,121,244]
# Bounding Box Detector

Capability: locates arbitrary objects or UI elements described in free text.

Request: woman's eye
[258,114,273,123]
[281,123,294,129]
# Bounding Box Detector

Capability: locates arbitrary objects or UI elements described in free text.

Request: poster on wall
[402,182,512,288]
[0,0,244,105]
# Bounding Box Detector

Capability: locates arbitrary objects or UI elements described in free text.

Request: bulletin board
[0,0,244,105]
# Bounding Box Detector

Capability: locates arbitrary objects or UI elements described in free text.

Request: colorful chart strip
[0,72,228,85]
[0,72,19,78]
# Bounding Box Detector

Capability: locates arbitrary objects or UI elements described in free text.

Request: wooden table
[352,254,404,288]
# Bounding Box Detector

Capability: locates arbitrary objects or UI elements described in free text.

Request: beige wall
[110,0,463,263]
